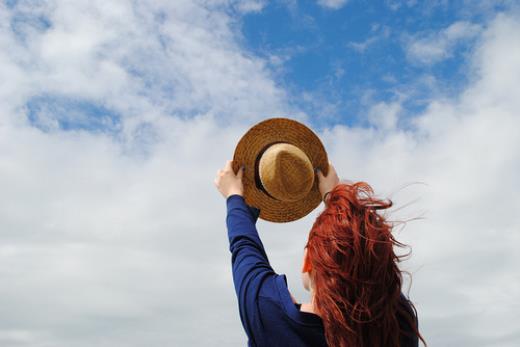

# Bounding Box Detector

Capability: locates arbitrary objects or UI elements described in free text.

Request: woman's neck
[300,292,320,315]
[299,302,316,313]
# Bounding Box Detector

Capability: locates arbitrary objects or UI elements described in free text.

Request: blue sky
[0,1,519,346]
[237,1,509,128]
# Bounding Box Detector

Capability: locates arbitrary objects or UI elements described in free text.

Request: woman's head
[302,181,426,347]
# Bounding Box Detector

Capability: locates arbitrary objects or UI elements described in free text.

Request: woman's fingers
[329,162,336,175]
[328,163,338,180]
[215,160,232,177]
[317,162,335,180]
[224,159,233,172]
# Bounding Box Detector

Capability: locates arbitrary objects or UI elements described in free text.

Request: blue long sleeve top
[226,193,419,347]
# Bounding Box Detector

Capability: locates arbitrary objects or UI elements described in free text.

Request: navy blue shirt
[226,194,419,347]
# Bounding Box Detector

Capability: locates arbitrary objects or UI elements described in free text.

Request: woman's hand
[316,161,340,201]
[214,159,245,199]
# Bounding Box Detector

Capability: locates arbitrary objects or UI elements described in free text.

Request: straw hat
[232,117,329,223]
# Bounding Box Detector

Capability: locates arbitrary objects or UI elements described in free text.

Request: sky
[0,0,519,346]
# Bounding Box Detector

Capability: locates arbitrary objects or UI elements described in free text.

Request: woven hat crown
[232,117,328,222]
[259,143,314,202]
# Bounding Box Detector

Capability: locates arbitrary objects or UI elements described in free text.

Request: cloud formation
[405,21,482,65]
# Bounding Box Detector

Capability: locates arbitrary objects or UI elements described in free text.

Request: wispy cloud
[405,21,482,65]
[231,0,268,14]
[347,25,391,53]
[316,0,349,10]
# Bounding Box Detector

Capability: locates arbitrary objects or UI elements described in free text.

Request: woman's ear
[302,247,312,273]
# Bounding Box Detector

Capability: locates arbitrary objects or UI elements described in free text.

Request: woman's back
[245,272,419,347]
[226,195,424,346]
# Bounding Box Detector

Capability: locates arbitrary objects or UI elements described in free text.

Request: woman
[214,159,427,347]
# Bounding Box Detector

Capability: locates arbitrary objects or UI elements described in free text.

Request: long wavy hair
[304,181,427,347]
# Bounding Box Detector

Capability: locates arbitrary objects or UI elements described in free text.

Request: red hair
[305,181,427,346]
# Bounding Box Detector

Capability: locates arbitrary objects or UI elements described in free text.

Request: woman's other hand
[214,159,245,199]
[316,161,339,201]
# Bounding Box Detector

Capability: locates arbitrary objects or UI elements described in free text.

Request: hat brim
[232,117,329,223]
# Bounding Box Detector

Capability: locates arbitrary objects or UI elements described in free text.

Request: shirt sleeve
[226,194,277,343]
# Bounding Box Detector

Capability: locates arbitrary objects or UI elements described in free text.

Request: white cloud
[406,21,482,65]
[367,101,401,130]
[232,0,267,13]
[347,36,378,53]
[0,2,519,347]
[347,25,391,53]
[316,0,349,10]
[0,0,291,133]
